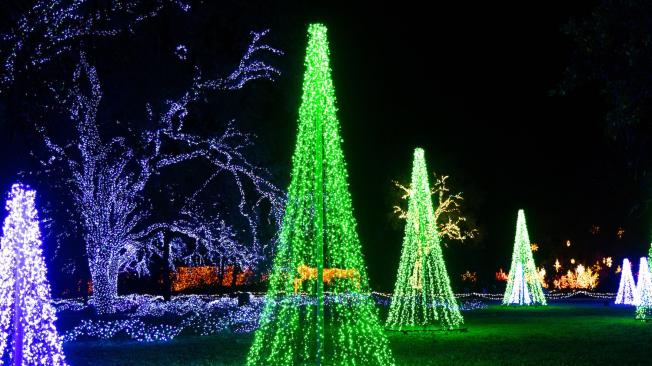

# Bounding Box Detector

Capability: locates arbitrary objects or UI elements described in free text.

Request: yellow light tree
[393,174,477,244]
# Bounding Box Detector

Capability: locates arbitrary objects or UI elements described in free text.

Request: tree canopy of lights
[0,184,67,365]
[636,257,652,319]
[503,210,546,305]
[246,24,394,366]
[615,258,639,305]
[386,148,463,330]
[0,0,191,89]
[393,173,477,244]
[36,30,283,313]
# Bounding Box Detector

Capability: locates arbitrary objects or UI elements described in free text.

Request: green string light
[386,148,463,330]
[246,23,395,366]
[502,209,547,305]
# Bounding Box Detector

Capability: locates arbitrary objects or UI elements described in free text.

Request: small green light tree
[386,148,463,330]
[502,209,546,305]
[246,24,394,366]
[636,247,652,319]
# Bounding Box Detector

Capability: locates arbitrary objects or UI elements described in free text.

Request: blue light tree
[0,184,67,365]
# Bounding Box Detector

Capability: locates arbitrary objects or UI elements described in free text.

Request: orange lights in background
[537,267,548,288]
[616,227,625,239]
[293,264,361,293]
[173,266,218,291]
[461,270,478,284]
[530,243,539,252]
[495,268,508,281]
[602,257,613,268]
[553,264,600,290]
[172,265,253,292]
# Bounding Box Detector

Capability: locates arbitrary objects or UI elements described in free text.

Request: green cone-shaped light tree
[246,24,394,366]
[502,209,546,305]
[386,148,463,330]
[636,246,652,319]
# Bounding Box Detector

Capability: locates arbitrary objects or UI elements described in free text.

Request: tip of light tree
[308,23,328,35]
[7,183,36,210]
[9,183,34,196]
[413,147,425,158]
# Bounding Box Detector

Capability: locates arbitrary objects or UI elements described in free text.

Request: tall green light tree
[502,209,546,305]
[246,24,395,366]
[386,148,463,330]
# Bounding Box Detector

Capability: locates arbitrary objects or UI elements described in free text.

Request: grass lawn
[63,300,652,365]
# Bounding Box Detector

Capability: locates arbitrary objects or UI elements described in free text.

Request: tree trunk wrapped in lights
[386,148,463,330]
[0,184,67,365]
[246,24,394,366]
[502,210,546,305]
[615,258,639,305]
[636,257,652,319]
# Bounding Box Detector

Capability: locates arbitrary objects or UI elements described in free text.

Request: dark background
[0,1,647,293]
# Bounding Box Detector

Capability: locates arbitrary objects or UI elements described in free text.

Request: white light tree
[615,258,639,305]
[0,184,67,365]
[37,30,284,313]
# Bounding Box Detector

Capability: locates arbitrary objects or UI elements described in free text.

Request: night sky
[256,1,645,291]
[0,1,647,293]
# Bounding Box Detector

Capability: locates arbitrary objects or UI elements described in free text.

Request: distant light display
[503,210,546,305]
[496,268,508,281]
[461,271,478,285]
[554,264,599,290]
[616,227,625,239]
[602,257,613,268]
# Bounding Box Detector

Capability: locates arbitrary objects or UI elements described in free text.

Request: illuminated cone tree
[0,184,67,365]
[615,258,639,305]
[386,148,463,330]
[246,24,394,366]
[636,257,652,319]
[502,210,546,305]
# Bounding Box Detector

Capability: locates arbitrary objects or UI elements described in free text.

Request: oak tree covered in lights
[246,24,395,366]
[1,2,284,313]
[386,148,463,330]
[0,184,67,365]
[615,258,639,305]
[502,210,546,305]
[36,32,283,313]
[636,257,652,319]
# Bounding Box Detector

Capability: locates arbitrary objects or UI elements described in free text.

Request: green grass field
[63,301,652,365]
